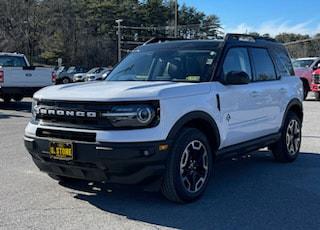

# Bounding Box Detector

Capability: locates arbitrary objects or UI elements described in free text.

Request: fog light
[159,144,169,151]
[143,150,150,156]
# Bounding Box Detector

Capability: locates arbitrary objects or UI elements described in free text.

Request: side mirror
[225,71,251,85]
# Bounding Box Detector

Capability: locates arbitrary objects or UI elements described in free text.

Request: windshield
[87,68,99,74]
[107,47,220,82]
[293,59,315,68]
[0,56,27,67]
[67,67,76,73]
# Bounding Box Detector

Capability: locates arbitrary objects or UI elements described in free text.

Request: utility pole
[174,0,178,38]
[115,19,123,62]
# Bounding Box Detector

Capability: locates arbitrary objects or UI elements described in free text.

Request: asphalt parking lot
[0,97,320,230]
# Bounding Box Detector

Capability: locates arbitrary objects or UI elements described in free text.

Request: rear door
[249,47,284,136]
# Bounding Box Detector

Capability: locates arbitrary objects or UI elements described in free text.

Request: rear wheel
[62,77,70,84]
[161,128,213,203]
[270,112,302,163]
[13,95,23,102]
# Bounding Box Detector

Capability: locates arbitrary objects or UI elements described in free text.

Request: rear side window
[251,48,277,81]
[223,47,252,80]
[0,56,27,67]
[273,48,294,76]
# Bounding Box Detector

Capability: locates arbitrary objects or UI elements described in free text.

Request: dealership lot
[0,98,320,230]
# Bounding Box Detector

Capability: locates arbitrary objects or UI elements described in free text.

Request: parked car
[25,34,303,203]
[293,57,320,99]
[311,65,320,100]
[0,52,55,103]
[56,66,89,84]
[85,67,112,81]
[73,72,87,82]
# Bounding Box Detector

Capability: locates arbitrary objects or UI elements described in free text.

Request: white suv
[24,34,304,203]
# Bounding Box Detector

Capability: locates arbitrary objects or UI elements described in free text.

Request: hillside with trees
[0,0,222,67]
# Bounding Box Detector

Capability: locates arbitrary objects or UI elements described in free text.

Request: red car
[312,67,320,100]
[293,57,320,99]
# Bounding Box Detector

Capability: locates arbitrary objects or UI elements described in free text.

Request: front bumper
[24,136,170,185]
[311,83,320,92]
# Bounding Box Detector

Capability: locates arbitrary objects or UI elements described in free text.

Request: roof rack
[143,37,184,45]
[225,33,277,43]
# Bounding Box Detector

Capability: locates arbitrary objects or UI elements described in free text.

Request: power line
[285,37,320,46]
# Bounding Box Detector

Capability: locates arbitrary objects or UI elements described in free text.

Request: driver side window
[223,48,252,80]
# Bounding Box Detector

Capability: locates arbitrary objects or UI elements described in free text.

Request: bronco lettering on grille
[36,108,97,118]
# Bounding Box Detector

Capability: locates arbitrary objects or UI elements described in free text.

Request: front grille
[313,75,320,84]
[36,128,96,142]
[35,100,159,130]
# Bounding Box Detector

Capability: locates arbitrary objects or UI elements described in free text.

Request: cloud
[224,19,319,37]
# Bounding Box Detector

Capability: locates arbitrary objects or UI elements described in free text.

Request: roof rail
[225,33,277,43]
[143,37,184,45]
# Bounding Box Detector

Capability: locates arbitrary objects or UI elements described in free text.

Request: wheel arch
[167,111,221,154]
[281,99,303,130]
[300,77,310,91]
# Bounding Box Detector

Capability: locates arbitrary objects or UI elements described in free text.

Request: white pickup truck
[0,52,55,103]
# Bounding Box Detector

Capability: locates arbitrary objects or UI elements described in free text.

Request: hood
[34,81,211,102]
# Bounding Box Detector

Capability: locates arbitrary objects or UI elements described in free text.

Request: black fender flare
[167,111,221,151]
[281,98,303,130]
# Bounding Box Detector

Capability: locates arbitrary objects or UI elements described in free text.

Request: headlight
[103,103,159,128]
[31,99,38,118]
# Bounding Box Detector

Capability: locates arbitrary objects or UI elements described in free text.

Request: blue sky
[180,0,320,36]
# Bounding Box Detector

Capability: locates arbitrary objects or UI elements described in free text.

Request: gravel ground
[0,97,319,230]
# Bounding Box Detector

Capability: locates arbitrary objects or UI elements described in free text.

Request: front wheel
[270,112,302,163]
[302,81,309,100]
[2,95,11,103]
[161,128,213,203]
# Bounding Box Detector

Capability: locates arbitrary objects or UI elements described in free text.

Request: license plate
[49,141,73,160]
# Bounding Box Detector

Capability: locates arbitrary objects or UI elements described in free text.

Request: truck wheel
[2,95,11,103]
[270,112,301,163]
[161,128,213,203]
[13,95,23,102]
[62,77,70,84]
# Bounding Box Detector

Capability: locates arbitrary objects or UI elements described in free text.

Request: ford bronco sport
[24,34,304,203]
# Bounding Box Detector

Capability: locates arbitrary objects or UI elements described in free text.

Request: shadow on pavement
[61,151,320,229]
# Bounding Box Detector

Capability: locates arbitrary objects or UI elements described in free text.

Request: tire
[270,112,302,163]
[161,128,213,203]
[13,95,23,102]
[2,95,11,103]
[302,81,309,100]
[62,77,70,84]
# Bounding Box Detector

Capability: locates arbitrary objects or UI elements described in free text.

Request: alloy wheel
[179,140,209,193]
[286,119,301,155]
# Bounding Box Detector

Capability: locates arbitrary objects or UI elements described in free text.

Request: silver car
[85,67,112,81]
